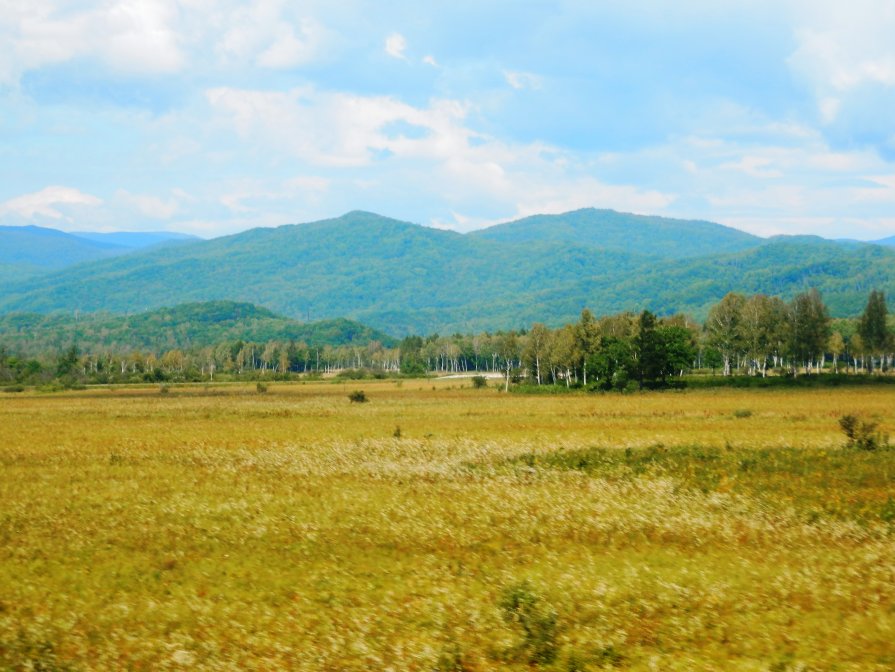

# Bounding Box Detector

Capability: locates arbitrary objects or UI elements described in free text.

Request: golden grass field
[1,379,894,670]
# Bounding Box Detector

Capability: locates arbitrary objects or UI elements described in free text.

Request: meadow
[1,380,893,670]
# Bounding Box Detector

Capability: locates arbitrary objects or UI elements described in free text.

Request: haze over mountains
[0,226,199,285]
[1,209,893,336]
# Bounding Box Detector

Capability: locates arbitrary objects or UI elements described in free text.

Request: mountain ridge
[1,210,893,334]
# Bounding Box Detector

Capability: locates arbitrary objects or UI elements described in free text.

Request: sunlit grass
[1,381,893,670]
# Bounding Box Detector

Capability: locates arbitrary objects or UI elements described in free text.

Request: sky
[1,1,894,240]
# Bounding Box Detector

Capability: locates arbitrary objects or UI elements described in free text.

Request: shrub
[839,414,888,451]
[733,408,753,418]
[880,497,895,524]
[2,385,25,393]
[471,375,488,389]
[336,368,369,380]
[348,390,368,403]
[256,382,268,393]
[435,642,469,671]
[159,384,170,395]
[499,581,558,665]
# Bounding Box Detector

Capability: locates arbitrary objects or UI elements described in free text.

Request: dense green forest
[2,210,894,334]
[0,301,394,356]
[2,291,892,390]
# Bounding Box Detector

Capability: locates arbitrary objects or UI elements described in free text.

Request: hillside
[470,208,762,258]
[523,236,895,321]
[0,225,128,284]
[0,301,396,356]
[1,210,894,334]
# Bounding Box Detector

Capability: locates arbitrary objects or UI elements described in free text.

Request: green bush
[348,390,368,403]
[471,375,487,389]
[839,414,888,451]
[499,582,558,665]
[256,382,268,393]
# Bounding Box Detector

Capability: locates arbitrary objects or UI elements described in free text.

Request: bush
[471,375,488,389]
[256,382,268,393]
[733,408,753,418]
[2,385,25,393]
[839,414,888,451]
[348,390,368,403]
[499,581,558,665]
[336,368,369,380]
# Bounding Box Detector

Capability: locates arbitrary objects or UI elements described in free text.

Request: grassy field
[1,379,894,670]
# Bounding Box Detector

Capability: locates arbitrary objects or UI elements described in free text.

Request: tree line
[1,289,892,389]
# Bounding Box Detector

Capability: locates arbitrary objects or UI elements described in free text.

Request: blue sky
[1,1,894,240]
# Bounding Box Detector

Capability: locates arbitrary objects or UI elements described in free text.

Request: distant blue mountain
[0,225,201,286]
[70,230,201,249]
[871,235,895,247]
[0,225,126,281]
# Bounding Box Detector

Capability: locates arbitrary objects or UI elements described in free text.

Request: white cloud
[787,0,895,132]
[115,190,180,220]
[423,54,439,67]
[385,32,407,60]
[0,0,185,84]
[201,84,677,232]
[720,155,783,179]
[0,186,102,220]
[504,70,542,91]
[205,86,476,167]
[216,5,329,70]
[219,176,330,215]
[0,1,336,85]
[255,18,325,69]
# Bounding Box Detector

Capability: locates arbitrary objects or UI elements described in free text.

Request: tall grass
[1,381,893,670]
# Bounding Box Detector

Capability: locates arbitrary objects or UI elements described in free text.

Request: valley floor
[1,380,893,670]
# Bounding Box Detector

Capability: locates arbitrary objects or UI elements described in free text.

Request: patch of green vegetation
[509,443,895,523]
[348,389,368,403]
[686,373,895,389]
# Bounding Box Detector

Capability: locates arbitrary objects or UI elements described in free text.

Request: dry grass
[1,380,893,670]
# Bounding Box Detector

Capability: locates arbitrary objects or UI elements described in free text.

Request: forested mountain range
[468,208,761,257]
[1,209,893,335]
[0,225,199,285]
[0,301,395,357]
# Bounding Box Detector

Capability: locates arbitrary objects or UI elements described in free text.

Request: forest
[1,288,892,391]
[4,210,895,336]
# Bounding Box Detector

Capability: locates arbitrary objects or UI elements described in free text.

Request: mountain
[1,210,893,334]
[470,208,762,258]
[0,211,653,332]
[0,301,396,357]
[0,225,201,286]
[872,235,895,247]
[523,235,895,321]
[0,225,128,284]
[70,231,201,249]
